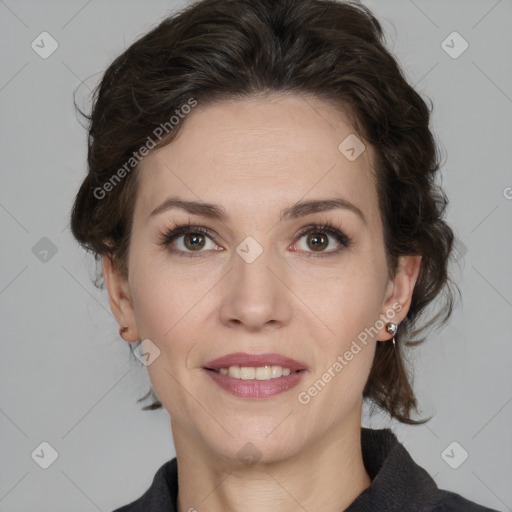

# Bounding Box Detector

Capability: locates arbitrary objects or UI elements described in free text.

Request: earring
[385,322,397,348]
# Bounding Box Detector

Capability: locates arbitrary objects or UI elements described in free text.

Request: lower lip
[204,369,306,398]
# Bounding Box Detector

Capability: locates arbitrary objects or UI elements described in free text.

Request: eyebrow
[147,196,366,225]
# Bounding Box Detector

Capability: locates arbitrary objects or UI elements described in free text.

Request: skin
[103,93,422,512]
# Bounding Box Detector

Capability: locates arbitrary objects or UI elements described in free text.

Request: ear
[102,254,140,342]
[378,254,422,341]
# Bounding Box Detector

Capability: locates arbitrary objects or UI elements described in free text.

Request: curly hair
[70,0,459,424]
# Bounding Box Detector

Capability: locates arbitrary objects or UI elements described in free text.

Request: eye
[159,221,219,258]
[292,222,352,258]
[159,220,352,258]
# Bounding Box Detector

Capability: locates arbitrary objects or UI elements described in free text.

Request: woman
[70,0,499,510]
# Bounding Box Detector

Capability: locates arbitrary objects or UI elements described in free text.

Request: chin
[204,425,303,466]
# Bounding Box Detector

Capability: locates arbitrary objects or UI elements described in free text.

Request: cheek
[129,252,217,400]
[296,257,385,409]
[297,268,382,423]
[130,263,206,416]
[129,244,208,338]
[302,258,386,340]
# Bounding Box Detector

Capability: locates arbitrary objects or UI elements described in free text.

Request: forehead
[135,93,380,229]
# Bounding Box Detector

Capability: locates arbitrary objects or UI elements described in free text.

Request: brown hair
[70,0,459,424]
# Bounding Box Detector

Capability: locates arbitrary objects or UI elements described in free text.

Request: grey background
[1,0,511,510]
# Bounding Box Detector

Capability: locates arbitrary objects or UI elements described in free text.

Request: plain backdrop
[0,0,511,511]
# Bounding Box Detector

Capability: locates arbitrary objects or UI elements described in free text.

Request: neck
[173,411,371,512]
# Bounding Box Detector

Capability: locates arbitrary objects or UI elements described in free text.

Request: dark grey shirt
[113,427,499,511]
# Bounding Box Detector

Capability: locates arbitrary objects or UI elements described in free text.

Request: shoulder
[352,428,500,512]
[434,489,501,512]
[111,458,178,512]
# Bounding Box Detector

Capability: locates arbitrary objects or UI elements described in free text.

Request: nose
[218,242,293,332]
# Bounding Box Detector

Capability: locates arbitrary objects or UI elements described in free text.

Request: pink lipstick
[203,352,308,399]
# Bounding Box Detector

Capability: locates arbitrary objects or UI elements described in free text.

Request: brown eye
[161,225,219,257]
[306,232,329,251]
[183,233,206,251]
[293,223,351,257]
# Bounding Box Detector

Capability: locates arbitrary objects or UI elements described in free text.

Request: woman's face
[105,93,420,463]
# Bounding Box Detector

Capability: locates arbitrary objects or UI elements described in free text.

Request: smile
[213,365,296,380]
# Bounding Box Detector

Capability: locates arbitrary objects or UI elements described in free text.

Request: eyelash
[158,220,352,259]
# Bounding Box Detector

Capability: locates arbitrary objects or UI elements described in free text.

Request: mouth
[202,353,308,398]
[203,352,307,374]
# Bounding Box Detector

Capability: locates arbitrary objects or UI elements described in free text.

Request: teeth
[255,366,271,380]
[240,367,255,380]
[228,366,240,378]
[216,365,295,380]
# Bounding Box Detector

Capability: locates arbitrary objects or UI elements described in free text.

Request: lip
[204,368,306,399]
[203,352,308,371]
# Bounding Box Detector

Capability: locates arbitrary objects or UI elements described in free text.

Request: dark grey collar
[113,427,497,512]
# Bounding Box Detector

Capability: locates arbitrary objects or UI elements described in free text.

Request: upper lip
[204,352,308,371]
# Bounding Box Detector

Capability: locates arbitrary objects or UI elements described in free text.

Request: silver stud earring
[385,322,397,348]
